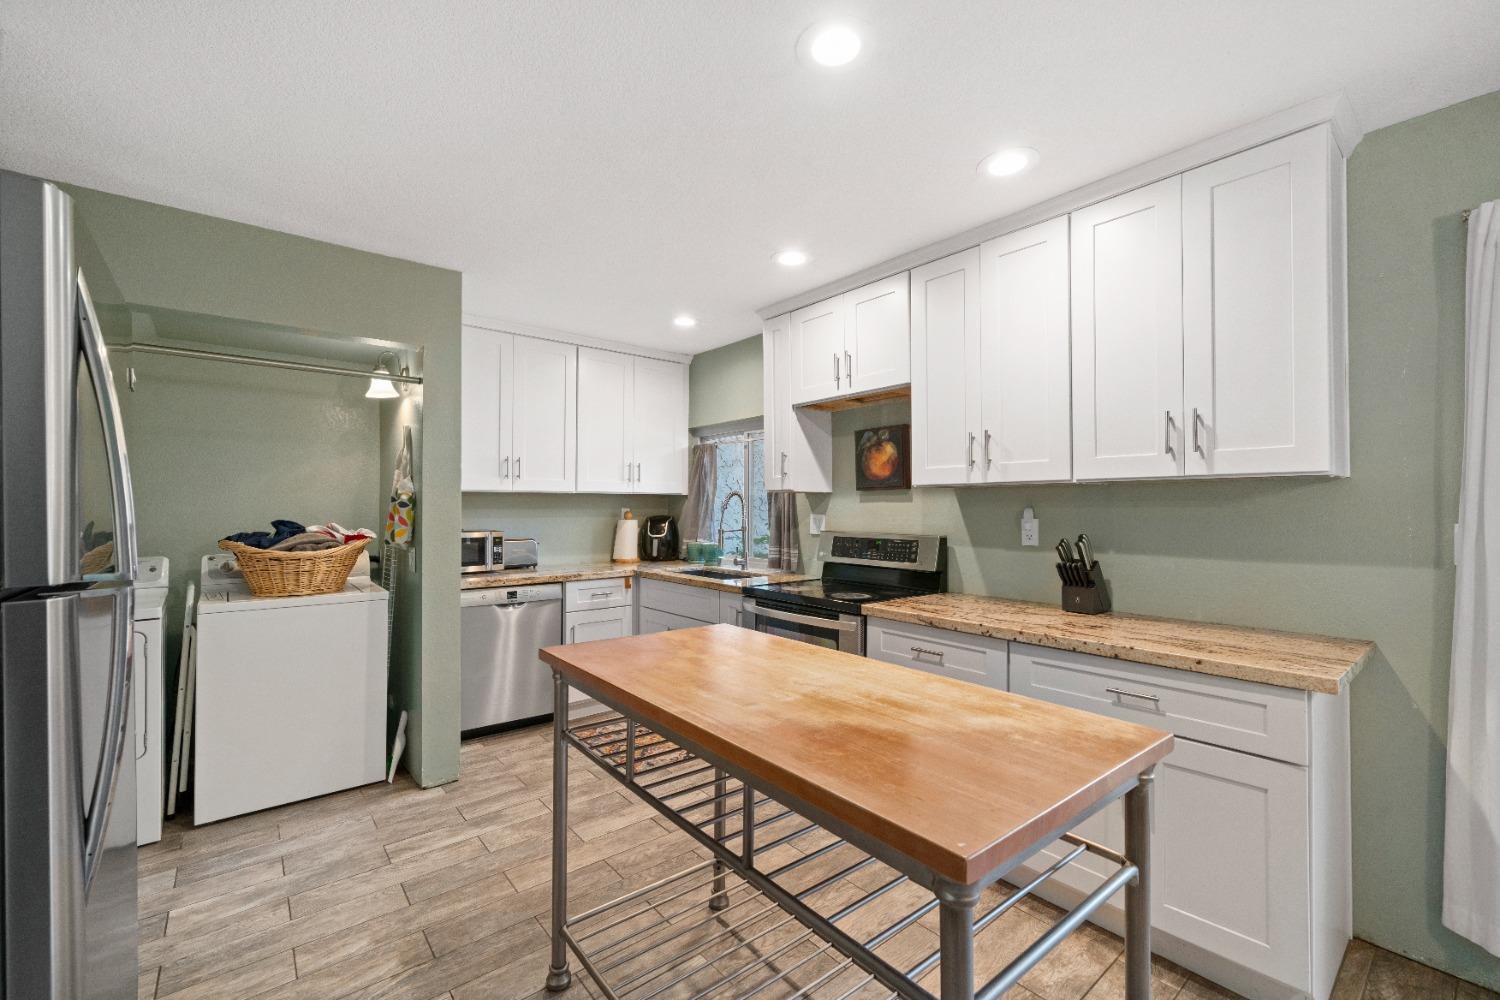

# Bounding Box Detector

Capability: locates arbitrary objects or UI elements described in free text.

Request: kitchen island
[539,624,1175,1000]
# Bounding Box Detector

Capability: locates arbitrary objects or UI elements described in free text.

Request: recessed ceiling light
[979,147,1040,179]
[800,21,863,68]
[673,314,697,329]
[773,249,810,268]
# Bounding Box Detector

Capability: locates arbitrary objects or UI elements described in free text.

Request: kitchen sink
[674,567,769,584]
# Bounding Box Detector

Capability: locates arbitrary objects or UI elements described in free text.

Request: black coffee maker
[639,515,680,561]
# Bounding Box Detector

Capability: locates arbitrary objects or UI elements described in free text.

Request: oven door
[745,600,864,655]
[460,532,494,575]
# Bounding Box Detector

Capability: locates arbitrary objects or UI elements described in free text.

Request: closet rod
[114,342,423,384]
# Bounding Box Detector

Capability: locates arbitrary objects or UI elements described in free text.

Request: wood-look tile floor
[137,722,1497,1000]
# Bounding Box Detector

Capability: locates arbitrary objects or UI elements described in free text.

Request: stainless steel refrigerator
[0,171,139,999]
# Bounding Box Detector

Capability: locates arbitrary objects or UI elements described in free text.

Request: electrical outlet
[809,514,826,535]
[1020,506,1040,547]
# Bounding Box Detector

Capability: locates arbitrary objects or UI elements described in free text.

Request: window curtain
[767,492,800,571]
[677,443,717,557]
[1444,200,1500,957]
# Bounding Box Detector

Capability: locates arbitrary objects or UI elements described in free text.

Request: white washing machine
[192,552,389,824]
[133,557,169,845]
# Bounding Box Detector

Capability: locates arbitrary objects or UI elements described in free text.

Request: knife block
[1061,562,1111,615]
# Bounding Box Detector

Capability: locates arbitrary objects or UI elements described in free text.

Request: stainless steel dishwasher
[460,584,563,732]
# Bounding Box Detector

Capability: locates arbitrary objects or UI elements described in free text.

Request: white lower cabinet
[865,626,1349,1000]
[638,606,704,634]
[1005,641,1349,1000]
[638,579,753,632]
[865,619,1007,689]
[563,582,633,707]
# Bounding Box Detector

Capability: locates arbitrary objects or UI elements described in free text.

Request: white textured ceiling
[3,2,1498,353]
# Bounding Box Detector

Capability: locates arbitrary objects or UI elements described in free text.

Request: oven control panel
[830,536,920,563]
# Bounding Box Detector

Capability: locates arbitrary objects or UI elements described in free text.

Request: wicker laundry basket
[217,537,372,598]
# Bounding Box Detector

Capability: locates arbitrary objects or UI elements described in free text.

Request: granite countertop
[865,593,1374,694]
[462,561,808,594]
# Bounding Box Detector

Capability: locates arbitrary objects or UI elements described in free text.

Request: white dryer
[133,557,169,845]
[192,552,389,824]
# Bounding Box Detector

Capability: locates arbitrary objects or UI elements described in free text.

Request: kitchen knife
[1055,540,1078,585]
[1076,533,1095,574]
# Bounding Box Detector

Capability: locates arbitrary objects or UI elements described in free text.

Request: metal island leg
[1123,770,1155,1000]
[546,673,572,992]
[938,882,980,1000]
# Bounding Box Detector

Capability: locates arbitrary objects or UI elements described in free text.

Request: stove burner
[828,591,873,600]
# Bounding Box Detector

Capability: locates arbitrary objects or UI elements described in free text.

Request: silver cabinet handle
[1192,407,1207,458]
[780,451,789,478]
[967,432,976,469]
[833,353,840,386]
[983,429,993,467]
[626,461,633,483]
[516,456,522,479]
[588,590,615,599]
[910,646,945,662]
[1163,411,1177,460]
[636,462,642,482]
[1106,686,1161,704]
[845,350,853,384]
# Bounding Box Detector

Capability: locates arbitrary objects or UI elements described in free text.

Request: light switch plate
[809,514,826,535]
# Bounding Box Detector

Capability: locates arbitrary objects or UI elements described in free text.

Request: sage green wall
[461,493,677,564]
[65,185,464,787]
[703,91,1500,987]
[688,334,763,429]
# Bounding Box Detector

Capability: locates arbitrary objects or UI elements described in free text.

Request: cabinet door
[638,606,706,634]
[762,318,787,491]
[765,315,834,493]
[566,606,633,644]
[979,217,1073,483]
[910,249,981,486]
[1183,127,1335,477]
[1071,177,1184,480]
[789,294,847,405]
[631,358,688,494]
[509,336,577,492]
[845,273,910,395]
[577,347,635,493]
[1153,739,1310,986]
[460,326,512,491]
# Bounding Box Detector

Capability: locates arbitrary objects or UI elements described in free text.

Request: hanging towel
[385,426,416,548]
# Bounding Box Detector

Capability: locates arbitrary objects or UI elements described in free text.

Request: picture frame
[854,424,911,490]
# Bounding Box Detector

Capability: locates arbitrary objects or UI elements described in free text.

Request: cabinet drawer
[563,577,631,611]
[638,578,721,622]
[1010,642,1309,764]
[638,606,712,635]
[867,620,1007,690]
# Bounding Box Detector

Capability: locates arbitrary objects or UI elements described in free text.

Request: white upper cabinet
[763,314,833,493]
[979,217,1072,482]
[460,326,511,491]
[789,294,847,405]
[1182,127,1346,477]
[576,347,634,493]
[844,273,910,395]
[789,273,911,406]
[1071,176,1185,481]
[509,337,577,493]
[575,349,688,495]
[632,357,688,494]
[910,249,981,486]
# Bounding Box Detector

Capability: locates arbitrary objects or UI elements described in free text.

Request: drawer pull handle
[589,591,615,598]
[910,646,945,662]
[1106,686,1160,704]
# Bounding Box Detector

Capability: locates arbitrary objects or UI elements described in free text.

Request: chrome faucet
[718,490,747,568]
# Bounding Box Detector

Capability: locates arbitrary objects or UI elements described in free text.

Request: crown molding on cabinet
[756,93,1364,321]
[462,312,694,365]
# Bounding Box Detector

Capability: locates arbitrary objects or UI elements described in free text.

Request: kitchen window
[703,428,769,566]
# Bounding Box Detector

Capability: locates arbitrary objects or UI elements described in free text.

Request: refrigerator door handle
[74,272,136,894]
[75,271,138,583]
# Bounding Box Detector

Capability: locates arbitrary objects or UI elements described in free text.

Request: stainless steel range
[741,532,946,654]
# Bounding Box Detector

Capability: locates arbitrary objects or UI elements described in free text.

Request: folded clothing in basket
[306,523,377,545]
[223,519,306,549]
[267,532,342,552]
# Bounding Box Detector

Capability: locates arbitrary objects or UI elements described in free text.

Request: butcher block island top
[866,593,1375,694]
[540,624,1173,886]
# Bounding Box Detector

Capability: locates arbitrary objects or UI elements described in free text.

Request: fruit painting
[855,424,911,490]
